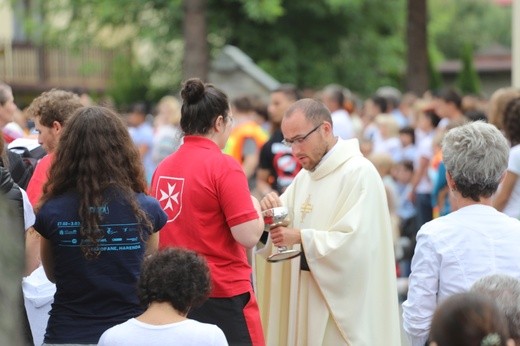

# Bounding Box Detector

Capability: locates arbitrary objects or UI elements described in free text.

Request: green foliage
[107,54,151,108]
[429,0,512,60]
[237,0,284,22]
[18,0,511,103]
[37,0,184,47]
[22,0,407,100]
[338,0,406,95]
[428,49,443,92]
[456,43,481,94]
[216,0,406,95]
[11,0,184,106]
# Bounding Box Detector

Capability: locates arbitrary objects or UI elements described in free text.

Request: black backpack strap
[6,150,32,190]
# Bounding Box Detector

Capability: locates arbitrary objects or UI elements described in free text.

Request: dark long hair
[39,106,152,258]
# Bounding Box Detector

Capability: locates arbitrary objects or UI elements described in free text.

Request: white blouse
[402,204,520,346]
[502,144,520,218]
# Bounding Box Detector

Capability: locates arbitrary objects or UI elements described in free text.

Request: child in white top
[98,248,228,346]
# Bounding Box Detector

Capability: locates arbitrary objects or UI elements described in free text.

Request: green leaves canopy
[18,0,511,103]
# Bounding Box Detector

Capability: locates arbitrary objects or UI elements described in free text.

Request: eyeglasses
[282,123,323,147]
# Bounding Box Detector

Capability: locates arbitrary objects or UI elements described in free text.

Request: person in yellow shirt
[224,96,268,189]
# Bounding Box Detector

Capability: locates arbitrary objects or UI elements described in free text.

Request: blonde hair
[368,153,395,177]
[157,96,181,126]
[375,114,400,138]
[488,87,520,131]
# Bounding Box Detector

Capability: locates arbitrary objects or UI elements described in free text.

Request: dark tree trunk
[182,0,208,81]
[406,0,428,95]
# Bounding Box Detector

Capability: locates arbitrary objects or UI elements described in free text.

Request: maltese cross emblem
[154,176,184,223]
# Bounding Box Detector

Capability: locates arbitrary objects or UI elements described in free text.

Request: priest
[257,98,401,345]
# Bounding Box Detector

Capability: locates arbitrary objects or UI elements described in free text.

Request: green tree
[218,0,405,95]
[19,0,407,100]
[457,43,481,95]
[107,53,151,108]
[15,0,514,103]
[429,0,512,60]
[427,50,443,92]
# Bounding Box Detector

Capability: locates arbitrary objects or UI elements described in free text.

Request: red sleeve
[26,154,53,207]
[218,156,258,228]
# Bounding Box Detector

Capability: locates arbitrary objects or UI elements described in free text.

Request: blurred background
[0,0,517,109]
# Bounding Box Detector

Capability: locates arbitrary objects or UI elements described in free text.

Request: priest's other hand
[270,226,301,247]
[260,191,282,210]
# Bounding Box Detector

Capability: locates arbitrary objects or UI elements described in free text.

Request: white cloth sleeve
[21,188,35,231]
[508,145,520,175]
[402,229,440,346]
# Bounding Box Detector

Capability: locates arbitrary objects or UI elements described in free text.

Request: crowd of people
[1,77,520,346]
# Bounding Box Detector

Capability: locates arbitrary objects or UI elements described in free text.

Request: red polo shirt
[151,136,258,297]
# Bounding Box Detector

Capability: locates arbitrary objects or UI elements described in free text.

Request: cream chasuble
[256,139,401,346]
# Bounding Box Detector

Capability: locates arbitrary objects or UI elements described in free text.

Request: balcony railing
[0,41,115,92]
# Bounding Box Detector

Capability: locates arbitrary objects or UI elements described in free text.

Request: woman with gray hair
[402,121,520,346]
[471,274,520,345]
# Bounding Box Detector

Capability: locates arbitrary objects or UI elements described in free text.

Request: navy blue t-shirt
[34,189,167,344]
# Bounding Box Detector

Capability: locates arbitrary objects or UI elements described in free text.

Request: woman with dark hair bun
[151,78,265,345]
[35,106,167,345]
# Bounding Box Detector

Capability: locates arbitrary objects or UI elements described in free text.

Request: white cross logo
[154,176,184,223]
[159,182,179,211]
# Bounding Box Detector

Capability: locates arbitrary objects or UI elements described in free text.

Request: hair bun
[181,78,205,104]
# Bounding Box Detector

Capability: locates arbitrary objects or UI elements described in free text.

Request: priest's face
[281,110,329,171]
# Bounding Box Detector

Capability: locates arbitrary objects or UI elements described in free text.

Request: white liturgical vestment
[256,139,401,346]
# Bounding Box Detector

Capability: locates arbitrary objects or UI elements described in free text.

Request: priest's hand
[260,191,282,210]
[270,226,301,247]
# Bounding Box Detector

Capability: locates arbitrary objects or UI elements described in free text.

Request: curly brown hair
[38,106,151,258]
[503,97,520,147]
[138,248,211,315]
[26,89,83,127]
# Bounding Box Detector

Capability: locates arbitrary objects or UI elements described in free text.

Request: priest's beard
[306,144,329,172]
